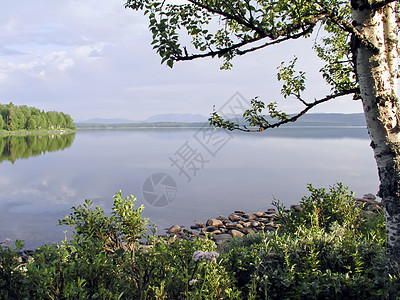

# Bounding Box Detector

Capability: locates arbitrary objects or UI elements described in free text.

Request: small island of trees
[0,102,75,132]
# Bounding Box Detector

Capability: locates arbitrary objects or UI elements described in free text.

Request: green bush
[0,239,27,300]
[221,184,394,299]
[1,191,238,299]
[0,185,397,299]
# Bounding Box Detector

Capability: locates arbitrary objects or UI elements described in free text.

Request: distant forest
[0,102,75,131]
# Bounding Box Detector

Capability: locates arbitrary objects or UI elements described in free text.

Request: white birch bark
[352,1,400,269]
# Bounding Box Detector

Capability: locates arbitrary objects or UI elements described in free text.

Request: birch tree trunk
[352,1,400,270]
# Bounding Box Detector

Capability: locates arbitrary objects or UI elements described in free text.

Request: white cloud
[0,0,364,121]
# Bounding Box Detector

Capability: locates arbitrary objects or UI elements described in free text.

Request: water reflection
[0,133,76,164]
[0,128,378,249]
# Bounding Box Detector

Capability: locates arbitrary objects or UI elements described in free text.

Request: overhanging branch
[226,88,360,132]
[176,25,314,61]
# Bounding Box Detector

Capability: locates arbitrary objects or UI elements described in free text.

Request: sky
[0,0,364,122]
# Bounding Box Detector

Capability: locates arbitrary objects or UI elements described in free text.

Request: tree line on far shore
[0,102,75,131]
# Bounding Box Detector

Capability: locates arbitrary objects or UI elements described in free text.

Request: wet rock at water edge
[167,224,182,234]
[229,214,242,222]
[243,213,258,220]
[190,222,205,230]
[254,212,265,217]
[206,218,224,227]
[241,228,256,235]
[230,229,245,238]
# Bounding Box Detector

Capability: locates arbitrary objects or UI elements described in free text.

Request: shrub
[15,191,239,299]
[0,239,27,300]
[221,184,393,299]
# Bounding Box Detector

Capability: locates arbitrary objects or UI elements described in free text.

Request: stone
[213,230,222,235]
[206,218,224,227]
[241,228,256,234]
[251,221,261,227]
[254,212,265,217]
[190,222,205,230]
[225,223,238,229]
[242,222,252,228]
[267,208,276,213]
[216,215,227,221]
[183,229,198,236]
[264,214,277,219]
[230,229,245,237]
[229,214,242,222]
[234,210,245,214]
[167,225,182,234]
[363,193,376,200]
[205,226,217,232]
[235,224,244,229]
[243,213,257,220]
[258,218,270,223]
[213,234,232,246]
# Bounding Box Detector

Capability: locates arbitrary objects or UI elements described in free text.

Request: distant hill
[285,113,366,127]
[78,118,136,124]
[79,114,208,124]
[145,113,208,123]
[230,113,366,127]
[76,113,366,128]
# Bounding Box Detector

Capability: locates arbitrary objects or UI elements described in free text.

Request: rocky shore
[164,193,383,247]
[13,193,382,262]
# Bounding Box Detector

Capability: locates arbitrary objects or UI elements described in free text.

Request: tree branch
[236,25,315,56]
[176,24,314,61]
[228,88,360,132]
[187,0,266,37]
[176,35,265,61]
[327,13,379,53]
[370,0,397,10]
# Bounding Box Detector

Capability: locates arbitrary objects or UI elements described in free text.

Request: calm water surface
[0,127,379,248]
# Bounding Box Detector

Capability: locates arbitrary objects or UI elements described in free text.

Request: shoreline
[163,194,383,246]
[10,194,382,258]
[0,129,76,136]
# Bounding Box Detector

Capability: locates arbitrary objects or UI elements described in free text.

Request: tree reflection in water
[0,133,76,164]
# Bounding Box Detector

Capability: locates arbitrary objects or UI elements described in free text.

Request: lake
[0,127,379,249]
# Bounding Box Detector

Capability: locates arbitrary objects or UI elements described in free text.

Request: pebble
[162,194,382,246]
[167,224,182,234]
[230,230,245,237]
[228,214,242,222]
[206,218,224,227]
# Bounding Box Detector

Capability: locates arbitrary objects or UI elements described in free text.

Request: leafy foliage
[125,0,360,132]
[0,102,75,131]
[0,192,238,299]
[221,184,393,299]
[0,240,26,300]
[0,186,396,299]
